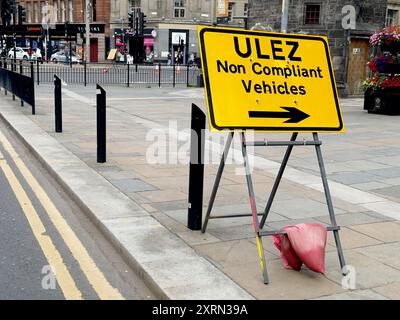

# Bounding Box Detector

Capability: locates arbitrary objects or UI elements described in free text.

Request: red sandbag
[273,227,302,271]
[273,223,327,274]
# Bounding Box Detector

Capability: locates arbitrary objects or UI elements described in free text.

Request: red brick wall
[15,0,110,35]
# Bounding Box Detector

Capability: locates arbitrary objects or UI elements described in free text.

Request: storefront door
[90,38,98,63]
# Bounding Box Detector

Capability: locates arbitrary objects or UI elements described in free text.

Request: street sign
[198,26,345,132]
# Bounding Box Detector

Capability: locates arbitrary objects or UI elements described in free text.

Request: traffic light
[128,12,134,29]
[1,0,13,26]
[18,5,26,25]
[128,35,144,63]
[138,12,146,36]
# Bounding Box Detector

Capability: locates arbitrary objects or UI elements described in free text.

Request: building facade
[110,0,249,63]
[14,0,111,62]
[248,0,388,96]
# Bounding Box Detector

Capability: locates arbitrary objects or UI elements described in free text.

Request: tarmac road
[0,120,155,300]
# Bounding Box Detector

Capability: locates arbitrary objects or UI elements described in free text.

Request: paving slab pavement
[1,84,400,299]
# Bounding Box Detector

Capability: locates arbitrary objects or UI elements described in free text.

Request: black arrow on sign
[248,107,310,123]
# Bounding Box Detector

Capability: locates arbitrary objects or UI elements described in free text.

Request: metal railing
[0,59,35,114]
[0,58,202,87]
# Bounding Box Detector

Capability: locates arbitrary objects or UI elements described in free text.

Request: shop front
[2,23,106,63]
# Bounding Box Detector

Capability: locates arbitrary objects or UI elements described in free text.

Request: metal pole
[69,41,72,68]
[259,132,298,229]
[36,59,40,85]
[158,63,161,88]
[127,62,130,87]
[54,75,62,132]
[313,132,346,274]
[187,104,206,230]
[85,0,91,64]
[240,132,269,284]
[202,131,234,233]
[13,7,16,72]
[186,64,189,87]
[211,0,217,25]
[173,62,176,87]
[30,61,34,79]
[19,60,24,106]
[96,84,106,163]
[281,0,289,33]
[84,60,87,86]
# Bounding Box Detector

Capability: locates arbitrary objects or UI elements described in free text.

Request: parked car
[7,47,42,61]
[8,47,29,60]
[50,51,79,64]
[25,48,42,61]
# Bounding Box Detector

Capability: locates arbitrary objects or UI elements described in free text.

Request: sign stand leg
[202,132,234,233]
[259,132,298,229]
[240,132,269,284]
[313,132,347,274]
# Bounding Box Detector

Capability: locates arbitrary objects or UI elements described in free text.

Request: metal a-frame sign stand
[201,131,347,284]
[196,26,349,284]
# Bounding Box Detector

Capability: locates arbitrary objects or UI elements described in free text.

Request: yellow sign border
[198,26,345,133]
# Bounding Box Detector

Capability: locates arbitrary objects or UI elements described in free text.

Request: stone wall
[248,0,388,89]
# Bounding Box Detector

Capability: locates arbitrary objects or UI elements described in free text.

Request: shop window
[174,0,185,18]
[304,4,321,25]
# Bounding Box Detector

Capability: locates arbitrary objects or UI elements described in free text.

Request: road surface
[0,120,155,300]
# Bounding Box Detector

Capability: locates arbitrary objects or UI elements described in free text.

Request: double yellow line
[0,128,123,300]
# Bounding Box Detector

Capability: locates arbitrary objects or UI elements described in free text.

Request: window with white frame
[61,0,66,22]
[174,0,185,18]
[228,2,235,21]
[129,0,141,11]
[41,1,46,23]
[34,2,39,22]
[53,0,58,22]
[386,9,399,26]
[27,2,32,23]
[69,0,73,22]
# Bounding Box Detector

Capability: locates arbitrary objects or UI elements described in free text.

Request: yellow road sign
[198,26,345,132]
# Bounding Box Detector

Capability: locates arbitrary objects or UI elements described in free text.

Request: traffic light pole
[13,6,16,71]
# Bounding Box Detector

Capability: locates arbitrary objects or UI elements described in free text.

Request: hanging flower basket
[370,26,400,48]
[364,89,400,115]
[384,63,400,74]
[365,26,400,115]
[380,42,400,54]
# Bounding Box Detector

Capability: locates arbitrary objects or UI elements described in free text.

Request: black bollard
[54,75,62,132]
[187,104,206,230]
[96,84,106,163]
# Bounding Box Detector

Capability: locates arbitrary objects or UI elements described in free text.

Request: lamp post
[211,0,217,25]
[281,0,289,33]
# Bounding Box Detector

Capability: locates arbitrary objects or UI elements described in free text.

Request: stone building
[110,0,249,63]
[248,0,388,96]
[14,0,110,62]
